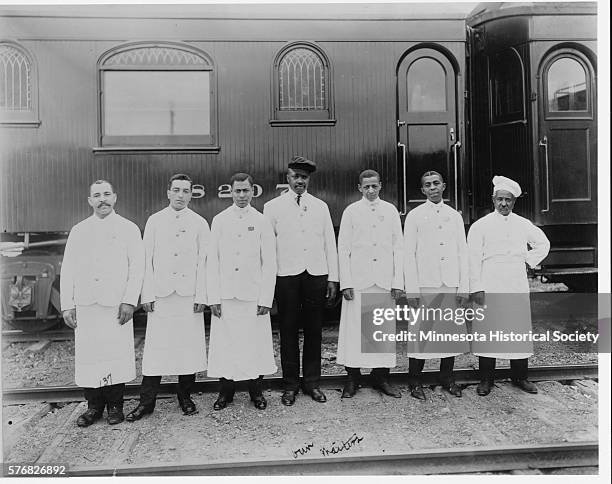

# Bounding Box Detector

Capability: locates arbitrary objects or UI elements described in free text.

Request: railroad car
[0,3,598,331]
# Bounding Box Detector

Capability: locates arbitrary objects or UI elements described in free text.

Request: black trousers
[479,357,528,382]
[139,374,196,408]
[407,357,456,386]
[345,366,390,384]
[83,383,125,411]
[275,271,328,391]
[219,376,263,399]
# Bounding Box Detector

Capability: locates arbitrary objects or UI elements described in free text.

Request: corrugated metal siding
[1,31,466,233]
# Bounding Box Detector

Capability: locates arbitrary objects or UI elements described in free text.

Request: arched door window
[546,57,589,113]
[271,42,335,125]
[0,42,40,126]
[98,42,217,149]
[407,57,447,112]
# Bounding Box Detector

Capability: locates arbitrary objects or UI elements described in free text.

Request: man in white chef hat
[467,175,550,396]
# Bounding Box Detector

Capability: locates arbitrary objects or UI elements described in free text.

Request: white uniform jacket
[140,206,210,305]
[263,190,339,281]
[207,205,277,307]
[60,211,145,310]
[468,211,550,294]
[338,197,403,291]
[403,200,469,295]
[467,211,550,358]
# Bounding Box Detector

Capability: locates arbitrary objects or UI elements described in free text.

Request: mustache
[97,202,111,207]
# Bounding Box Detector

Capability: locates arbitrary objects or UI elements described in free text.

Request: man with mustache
[126,173,210,421]
[263,156,339,406]
[403,171,469,400]
[468,175,550,395]
[206,173,277,410]
[61,180,144,426]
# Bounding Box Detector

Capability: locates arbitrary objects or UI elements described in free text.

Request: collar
[493,210,513,219]
[288,189,308,204]
[231,204,251,215]
[425,199,444,210]
[91,210,117,222]
[361,196,381,207]
[166,205,189,217]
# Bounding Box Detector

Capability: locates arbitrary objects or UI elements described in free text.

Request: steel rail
[2,364,598,404]
[2,327,148,343]
[68,441,598,476]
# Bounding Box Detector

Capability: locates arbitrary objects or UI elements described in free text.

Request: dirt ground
[2,378,599,473]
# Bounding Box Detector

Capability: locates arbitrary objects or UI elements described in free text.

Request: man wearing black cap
[264,156,339,405]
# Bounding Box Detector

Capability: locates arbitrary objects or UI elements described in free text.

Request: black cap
[288,155,316,174]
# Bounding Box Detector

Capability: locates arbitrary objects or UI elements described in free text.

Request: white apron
[408,285,469,359]
[337,285,396,368]
[74,304,136,388]
[471,257,533,359]
[142,293,207,375]
[207,298,277,381]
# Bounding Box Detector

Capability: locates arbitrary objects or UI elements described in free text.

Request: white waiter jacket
[207,204,277,308]
[338,197,403,291]
[140,206,210,304]
[403,200,469,295]
[467,211,550,293]
[263,190,339,281]
[60,211,145,309]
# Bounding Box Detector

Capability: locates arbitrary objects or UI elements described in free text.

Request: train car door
[397,48,460,214]
[537,49,597,224]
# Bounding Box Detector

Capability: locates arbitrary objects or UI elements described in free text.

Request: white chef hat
[492,175,521,197]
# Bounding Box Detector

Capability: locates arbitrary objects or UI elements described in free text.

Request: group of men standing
[61,156,550,427]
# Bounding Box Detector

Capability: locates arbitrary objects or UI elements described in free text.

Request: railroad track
[68,441,598,476]
[1,327,149,343]
[2,364,598,404]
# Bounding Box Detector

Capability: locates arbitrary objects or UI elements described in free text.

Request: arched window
[0,42,40,126]
[407,57,447,112]
[546,57,588,113]
[490,48,525,123]
[271,42,335,126]
[98,42,217,150]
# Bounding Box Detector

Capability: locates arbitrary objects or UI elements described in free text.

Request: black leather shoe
[213,394,233,411]
[513,379,538,394]
[443,383,463,397]
[477,380,493,396]
[76,408,103,427]
[178,396,198,415]
[409,384,426,401]
[342,379,357,398]
[281,390,297,406]
[107,405,125,425]
[126,404,154,422]
[373,381,402,398]
[251,394,267,410]
[304,387,327,403]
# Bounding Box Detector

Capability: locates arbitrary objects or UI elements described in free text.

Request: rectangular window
[102,71,211,146]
